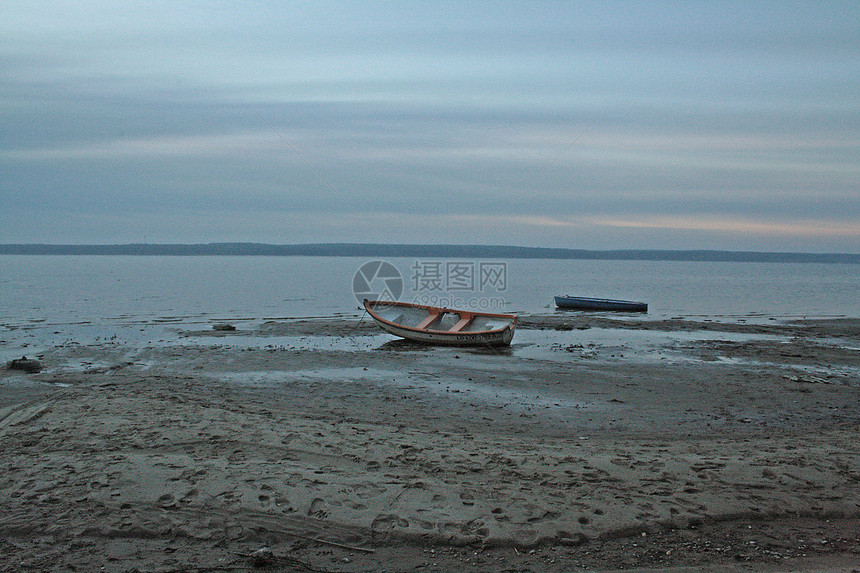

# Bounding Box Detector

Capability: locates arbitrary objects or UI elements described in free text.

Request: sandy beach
[1,314,858,572]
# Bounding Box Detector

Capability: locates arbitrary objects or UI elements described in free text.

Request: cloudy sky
[2,1,857,252]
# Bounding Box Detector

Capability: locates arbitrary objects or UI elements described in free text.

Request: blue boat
[554,295,647,312]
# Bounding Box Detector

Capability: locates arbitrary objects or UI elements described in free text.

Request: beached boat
[554,295,648,312]
[363,300,517,346]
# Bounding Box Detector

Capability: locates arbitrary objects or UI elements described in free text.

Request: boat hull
[364,300,516,346]
[554,296,647,312]
[372,319,515,346]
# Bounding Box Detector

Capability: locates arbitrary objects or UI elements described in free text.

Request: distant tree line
[0,243,856,264]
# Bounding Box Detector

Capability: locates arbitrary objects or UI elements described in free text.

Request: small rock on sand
[7,356,42,373]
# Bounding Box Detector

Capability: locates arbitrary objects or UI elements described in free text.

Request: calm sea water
[1,256,857,332]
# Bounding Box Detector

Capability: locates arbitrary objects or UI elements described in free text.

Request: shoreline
[1,315,858,571]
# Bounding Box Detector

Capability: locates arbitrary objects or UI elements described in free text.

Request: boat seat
[448,315,474,332]
[415,313,442,330]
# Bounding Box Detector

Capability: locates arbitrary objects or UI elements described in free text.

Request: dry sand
[1,315,858,572]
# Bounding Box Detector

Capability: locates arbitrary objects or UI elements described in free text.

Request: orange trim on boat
[448,315,474,332]
[415,312,442,330]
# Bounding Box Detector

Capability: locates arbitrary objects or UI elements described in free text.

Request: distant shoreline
[0,243,857,264]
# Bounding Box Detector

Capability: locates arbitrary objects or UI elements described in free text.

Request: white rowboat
[364,300,517,346]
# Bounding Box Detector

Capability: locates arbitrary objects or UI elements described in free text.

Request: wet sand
[1,315,858,572]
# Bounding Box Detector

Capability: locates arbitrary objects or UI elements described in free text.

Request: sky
[1,1,858,252]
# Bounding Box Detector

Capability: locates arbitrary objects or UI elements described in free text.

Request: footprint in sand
[412,518,435,530]
[371,514,409,532]
[180,488,199,504]
[274,494,294,512]
[169,467,208,485]
[352,482,387,500]
[308,498,329,518]
[343,500,367,511]
[157,493,176,508]
[429,493,447,509]
[215,490,242,511]
[461,518,489,537]
[527,510,559,523]
[557,530,589,546]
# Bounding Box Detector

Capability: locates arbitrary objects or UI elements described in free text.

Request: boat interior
[372,304,510,333]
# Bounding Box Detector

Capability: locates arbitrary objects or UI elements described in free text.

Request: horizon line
[0,242,857,263]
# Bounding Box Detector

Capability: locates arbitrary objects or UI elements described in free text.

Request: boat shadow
[376,339,431,352]
[375,339,513,356]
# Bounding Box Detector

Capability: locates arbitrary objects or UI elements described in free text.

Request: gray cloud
[1,1,857,251]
